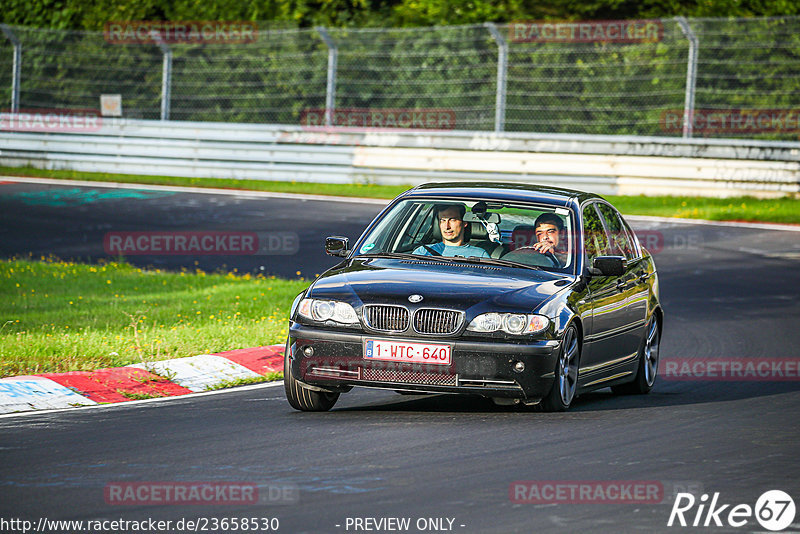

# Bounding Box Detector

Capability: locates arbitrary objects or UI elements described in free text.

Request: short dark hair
[534,212,564,232]
[434,203,466,219]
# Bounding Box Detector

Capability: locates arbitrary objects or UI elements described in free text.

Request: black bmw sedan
[284,182,662,412]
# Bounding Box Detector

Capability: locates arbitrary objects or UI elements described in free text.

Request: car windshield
[354,198,576,274]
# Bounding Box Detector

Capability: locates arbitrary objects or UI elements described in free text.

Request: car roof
[401,182,603,207]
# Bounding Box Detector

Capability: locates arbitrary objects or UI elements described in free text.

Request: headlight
[297,299,359,325]
[467,313,549,335]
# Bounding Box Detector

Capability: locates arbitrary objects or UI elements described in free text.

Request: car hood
[308,257,572,314]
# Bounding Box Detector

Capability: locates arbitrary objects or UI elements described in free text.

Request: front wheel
[283,340,339,411]
[539,324,580,412]
[612,316,660,395]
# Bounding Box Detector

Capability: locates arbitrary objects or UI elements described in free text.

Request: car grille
[413,308,463,335]
[361,368,457,386]
[363,305,409,332]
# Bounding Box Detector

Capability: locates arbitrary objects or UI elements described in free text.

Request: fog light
[303,346,314,357]
[514,361,525,373]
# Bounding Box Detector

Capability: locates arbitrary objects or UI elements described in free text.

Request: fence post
[676,17,698,139]
[485,23,508,133]
[151,31,172,121]
[316,26,338,127]
[0,24,22,113]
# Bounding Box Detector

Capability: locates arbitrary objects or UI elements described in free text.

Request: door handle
[616,279,627,291]
[638,271,650,282]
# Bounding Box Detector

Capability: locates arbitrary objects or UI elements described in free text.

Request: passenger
[414,204,490,258]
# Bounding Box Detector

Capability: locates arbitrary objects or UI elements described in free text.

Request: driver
[530,213,566,264]
[413,204,490,258]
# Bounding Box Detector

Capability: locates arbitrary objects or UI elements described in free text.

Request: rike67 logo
[668,490,795,531]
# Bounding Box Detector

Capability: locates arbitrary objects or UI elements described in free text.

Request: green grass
[2,164,798,224]
[605,195,800,225]
[204,372,283,391]
[0,165,411,200]
[117,389,168,400]
[0,257,306,378]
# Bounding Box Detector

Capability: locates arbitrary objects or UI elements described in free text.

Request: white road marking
[130,354,262,392]
[0,376,96,414]
[0,381,283,421]
[0,176,389,205]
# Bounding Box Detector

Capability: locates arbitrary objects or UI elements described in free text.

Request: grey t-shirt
[413,242,490,258]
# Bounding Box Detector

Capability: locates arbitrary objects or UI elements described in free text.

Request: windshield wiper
[446,255,544,271]
[358,251,448,261]
[359,252,542,271]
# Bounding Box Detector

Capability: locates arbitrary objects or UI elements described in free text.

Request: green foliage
[2,0,798,29]
[5,17,794,137]
[0,2,797,137]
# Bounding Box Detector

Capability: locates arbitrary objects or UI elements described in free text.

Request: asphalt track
[1,180,799,533]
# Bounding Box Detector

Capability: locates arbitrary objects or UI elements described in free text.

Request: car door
[579,202,635,377]
[595,202,650,343]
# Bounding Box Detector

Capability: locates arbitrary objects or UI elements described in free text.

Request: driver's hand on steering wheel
[531,241,556,255]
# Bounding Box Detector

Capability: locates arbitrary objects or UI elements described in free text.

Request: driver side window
[582,204,610,264]
[596,203,636,260]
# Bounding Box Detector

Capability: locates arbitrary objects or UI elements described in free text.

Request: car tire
[283,340,339,412]
[539,324,580,412]
[612,316,660,395]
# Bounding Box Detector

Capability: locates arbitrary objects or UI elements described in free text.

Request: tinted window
[582,204,610,263]
[596,203,636,260]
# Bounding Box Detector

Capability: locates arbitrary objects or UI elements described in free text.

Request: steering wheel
[544,250,561,268]
[502,247,561,268]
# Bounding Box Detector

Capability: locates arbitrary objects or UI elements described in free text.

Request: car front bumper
[288,323,561,401]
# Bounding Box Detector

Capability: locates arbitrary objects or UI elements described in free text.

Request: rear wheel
[539,325,580,412]
[283,340,339,411]
[612,316,660,395]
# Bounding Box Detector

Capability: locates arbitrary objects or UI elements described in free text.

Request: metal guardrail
[0,119,798,197]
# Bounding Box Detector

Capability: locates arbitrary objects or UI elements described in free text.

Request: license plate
[364,339,451,365]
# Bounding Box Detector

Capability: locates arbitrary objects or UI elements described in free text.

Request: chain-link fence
[1,17,798,139]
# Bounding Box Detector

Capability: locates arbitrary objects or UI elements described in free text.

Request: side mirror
[325,236,350,257]
[591,256,627,277]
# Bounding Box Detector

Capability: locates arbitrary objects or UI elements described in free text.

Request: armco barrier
[0,119,798,197]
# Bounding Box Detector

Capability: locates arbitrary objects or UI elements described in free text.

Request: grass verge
[2,165,798,224]
[0,257,306,378]
[0,165,410,200]
[204,373,283,391]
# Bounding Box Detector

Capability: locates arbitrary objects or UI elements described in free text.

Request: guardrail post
[676,17,699,139]
[316,26,338,127]
[151,31,172,121]
[485,23,508,133]
[0,24,22,113]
